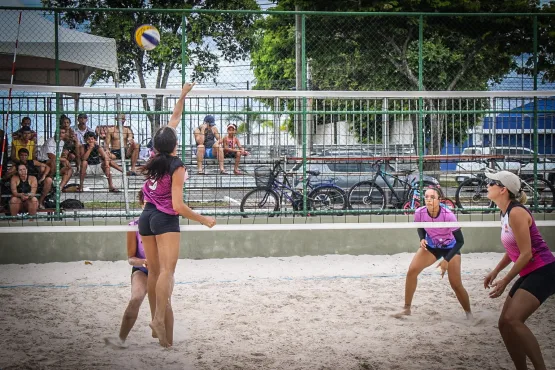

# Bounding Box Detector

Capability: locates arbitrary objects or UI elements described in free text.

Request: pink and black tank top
[142,156,187,215]
[501,202,555,277]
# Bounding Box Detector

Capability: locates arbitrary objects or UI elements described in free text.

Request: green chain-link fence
[1,4,554,222]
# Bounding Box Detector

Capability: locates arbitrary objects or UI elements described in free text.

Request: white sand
[1,252,554,370]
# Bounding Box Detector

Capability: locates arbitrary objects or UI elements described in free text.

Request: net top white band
[1,220,554,233]
[1,84,554,98]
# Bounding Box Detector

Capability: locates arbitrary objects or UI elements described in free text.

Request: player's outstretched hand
[182,82,195,95]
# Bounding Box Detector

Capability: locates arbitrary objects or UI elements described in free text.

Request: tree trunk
[411,113,419,158]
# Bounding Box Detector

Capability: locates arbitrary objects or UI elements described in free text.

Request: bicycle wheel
[307,185,347,213]
[455,177,494,214]
[440,198,456,211]
[347,181,386,212]
[522,178,555,213]
[402,200,419,215]
[240,187,280,218]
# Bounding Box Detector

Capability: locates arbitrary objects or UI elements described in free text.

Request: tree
[252,0,546,169]
[43,0,260,133]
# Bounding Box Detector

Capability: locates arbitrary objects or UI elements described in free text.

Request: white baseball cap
[484,170,521,195]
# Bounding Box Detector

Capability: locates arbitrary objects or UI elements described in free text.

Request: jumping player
[139,82,216,348]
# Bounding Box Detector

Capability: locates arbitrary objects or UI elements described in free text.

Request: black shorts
[131,267,148,276]
[224,151,236,158]
[509,262,555,304]
[138,203,180,236]
[111,149,123,159]
[426,246,461,261]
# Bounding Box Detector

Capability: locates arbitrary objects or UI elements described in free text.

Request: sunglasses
[488,180,504,187]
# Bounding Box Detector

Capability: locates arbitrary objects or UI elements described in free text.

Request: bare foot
[152,330,158,338]
[391,306,411,319]
[103,336,128,349]
[465,311,474,320]
[150,320,170,348]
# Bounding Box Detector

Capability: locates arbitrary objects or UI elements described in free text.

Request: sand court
[1,252,554,370]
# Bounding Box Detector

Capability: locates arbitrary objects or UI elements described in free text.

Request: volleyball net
[0,85,554,227]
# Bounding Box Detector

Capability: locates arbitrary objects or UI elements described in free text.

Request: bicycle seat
[399,169,415,176]
[307,170,320,176]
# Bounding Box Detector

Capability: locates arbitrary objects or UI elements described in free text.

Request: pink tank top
[501,203,555,277]
[142,156,187,215]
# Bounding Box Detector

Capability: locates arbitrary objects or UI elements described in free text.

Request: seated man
[11,126,36,162]
[12,116,38,142]
[221,123,249,175]
[193,115,225,174]
[4,148,52,209]
[36,128,73,191]
[9,163,38,217]
[79,132,119,193]
[60,115,81,171]
[105,114,139,175]
[74,113,95,146]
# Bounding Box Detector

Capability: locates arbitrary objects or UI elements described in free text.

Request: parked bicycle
[347,159,442,212]
[240,159,347,217]
[455,168,555,214]
[402,176,456,214]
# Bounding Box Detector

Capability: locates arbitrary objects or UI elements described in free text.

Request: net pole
[115,72,130,215]
[0,10,23,177]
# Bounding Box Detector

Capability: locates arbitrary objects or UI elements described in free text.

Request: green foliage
[251,0,547,151]
[43,0,260,132]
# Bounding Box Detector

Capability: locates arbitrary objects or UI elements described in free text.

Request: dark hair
[141,126,178,181]
[84,131,97,140]
[137,189,144,205]
[21,116,31,124]
[18,148,29,155]
[59,115,70,126]
[424,185,443,199]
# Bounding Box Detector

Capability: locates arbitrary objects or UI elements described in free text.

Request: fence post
[54,10,61,220]
[532,15,538,211]
[418,15,424,191]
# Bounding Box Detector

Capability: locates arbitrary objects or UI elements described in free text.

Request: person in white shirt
[36,128,73,191]
[74,113,95,145]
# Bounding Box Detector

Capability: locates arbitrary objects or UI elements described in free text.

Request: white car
[456,146,555,184]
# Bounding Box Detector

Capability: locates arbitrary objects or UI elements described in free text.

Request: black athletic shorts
[138,202,180,236]
[426,246,461,261]
[509,261,555,304]
[131,267,148,276]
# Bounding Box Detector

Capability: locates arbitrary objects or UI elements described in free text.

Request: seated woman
[10,163,38,217]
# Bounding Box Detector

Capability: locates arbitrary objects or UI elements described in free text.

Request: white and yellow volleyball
[134,25,160,51]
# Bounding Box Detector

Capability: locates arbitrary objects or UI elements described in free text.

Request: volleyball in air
[134,25,160,51]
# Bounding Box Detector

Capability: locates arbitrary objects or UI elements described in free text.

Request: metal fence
[0,5,554,221]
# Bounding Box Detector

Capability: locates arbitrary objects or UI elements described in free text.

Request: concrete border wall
[1,214,554,264]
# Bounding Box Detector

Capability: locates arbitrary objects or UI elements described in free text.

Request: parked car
[456,146,555,184]
[290,156,440,208]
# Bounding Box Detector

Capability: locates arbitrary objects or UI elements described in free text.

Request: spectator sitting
[36,128,73,191]
[193,115,225,174]
[4,148,52,209]
[60,115,81,171]
[105,114,140,175]
[75,113,94,146]
[79,131,119,193]
[9,163,38,217]
[11,126,36,162]
[12,116,38,142]
[221,123,249,175]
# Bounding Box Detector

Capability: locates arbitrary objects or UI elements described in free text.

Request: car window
[463,148,482,155]
[329,163,361,172]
